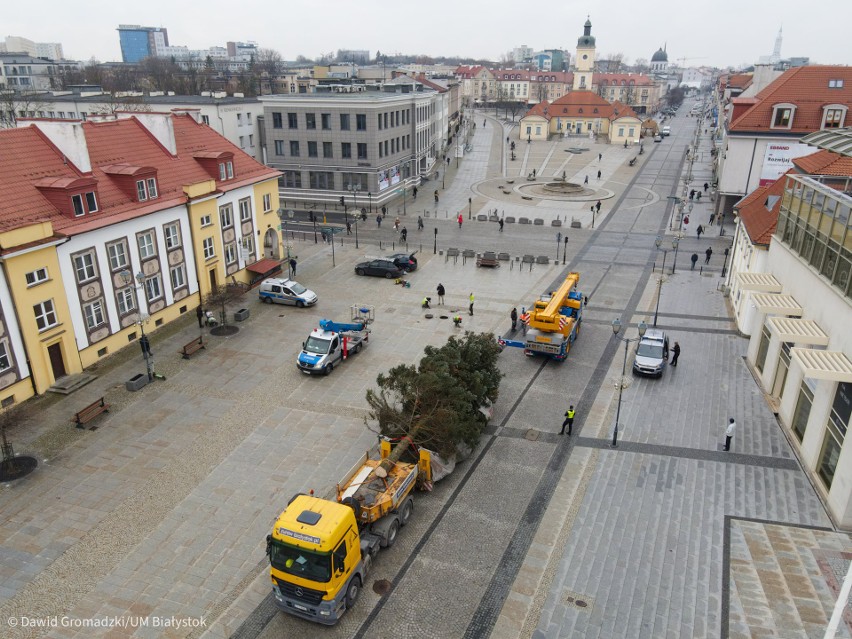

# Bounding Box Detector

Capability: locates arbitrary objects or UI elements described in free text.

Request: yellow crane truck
[266,439,433,625]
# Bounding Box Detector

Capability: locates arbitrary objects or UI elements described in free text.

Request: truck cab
[267,495,364,625]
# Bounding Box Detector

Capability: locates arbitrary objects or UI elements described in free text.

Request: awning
[768,317,830,346]
[751,293,803,316]
[736,272,782,293]
[245,259,282,275]
[791,348,852,383]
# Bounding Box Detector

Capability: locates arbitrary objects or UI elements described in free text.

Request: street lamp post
[348,184,361,249]
[721,247,730,278]
[433,227,438,255]
[671,236,681,274]
[556,232,562,263]
[368,191,372,213]
[563,236,569,265]
[654,235,668,273]
[121,270,155,382]
[653,275,666,326]
[611,318,648,447]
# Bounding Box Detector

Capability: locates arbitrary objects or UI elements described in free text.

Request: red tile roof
[0,114,279,236]
[547,91,617,118]
[792,149,852,175]
[729,65,852,134]
[735,172,788,245]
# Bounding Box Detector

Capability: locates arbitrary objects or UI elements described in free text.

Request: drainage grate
[373,579,392,596]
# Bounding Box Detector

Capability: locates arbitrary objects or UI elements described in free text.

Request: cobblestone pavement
[1,104,849,639]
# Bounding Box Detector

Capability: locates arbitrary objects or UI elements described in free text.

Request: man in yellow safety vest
[560,405,576,436]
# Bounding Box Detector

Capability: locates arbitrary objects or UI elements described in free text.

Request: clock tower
[573,18,596,91]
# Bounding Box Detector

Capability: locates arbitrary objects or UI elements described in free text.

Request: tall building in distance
[117,25,169,63]
[0,36,64,60]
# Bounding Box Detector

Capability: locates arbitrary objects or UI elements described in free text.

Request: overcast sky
[7,0,852,69]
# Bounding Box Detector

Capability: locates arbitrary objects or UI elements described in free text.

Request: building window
[136,180,148,201]
[203,237,215,259]
[116,287,135,315]
[170,264,186,289]
[237,113,243,125]
[225,243,237,264]
[824,108,846,129]
[0,341,11,372]
[289,141,300,157]
[33,300,58,331]
[356,114,367,131]
[164,222,181,249]
[272,112,283,128]
[306,113,316,129]
[755,326,771,373]
[25,267,48,286]
[73,252,97,283]
[772,106,794,128]
[323,141,333,158]
[239,136,245,149]
[220,204,234,228]
[791,381,814,441]
[274,140,285,155]
[71,194,85,216]
[282,171,302,188]
[137,231,156,259]
[83,299,106,330]
[85,191,99,212]
[107,241,128,271]
[357,143,367,160]
[321,113,331,130]
[200,214,212,227]
[340,113,350,130]
[249,134,254,146]
[239,198,252,221]
[262,193,271,212]
[829,79,845,88]
[287,112,298,129]
[218,161,234,180]
[309,172,335,190]
[342,142,352,159]
[308,141,318,157]
[144,275,162,301]
[201,115,210,125]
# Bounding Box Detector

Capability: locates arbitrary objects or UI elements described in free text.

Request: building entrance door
[209,268,217,291]
[47,343,66,380]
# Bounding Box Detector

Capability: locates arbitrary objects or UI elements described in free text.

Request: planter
[125,374,148,392]
[234,308,250,322]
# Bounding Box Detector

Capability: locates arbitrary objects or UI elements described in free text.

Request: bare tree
[204,283,246,328]
[0,90,53,128]
[634,58,650,74]
[90,93,152,116]
[254,48,283,95]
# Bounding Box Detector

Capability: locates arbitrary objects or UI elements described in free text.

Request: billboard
[759,143,815,186]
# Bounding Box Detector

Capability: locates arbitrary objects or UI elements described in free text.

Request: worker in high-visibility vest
[560,405,576,436]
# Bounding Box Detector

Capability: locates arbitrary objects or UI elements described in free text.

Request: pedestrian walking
[696,225,704,239]
[696,191,702,201]
[346,220,352,235]
[394,217,400,231]
[670,342,680,366]
[723,418,736,451]
[499,218,504,232]
[532,168,536,178]
[560,405,576,436]
[196,305,204,328]
[690,253,698,270]
[417,215,424,230]
[597,169,602,180]
[584,175,589,185]
[458,213,463,228]
[376,214,382,227]
[709,213,716,225]
[595,200,602,213]
[289,257,298,276]
[468,292,474,316]
[598,153,602,162]
[705,246,713,264]
[381,205,387,218]
[689,189,696,200]
[436,283,445,305]
[703,182,709,193]
[413,186,418,199]
[510,307,518,331]
[401,227,408,242]
[434,190,439,204]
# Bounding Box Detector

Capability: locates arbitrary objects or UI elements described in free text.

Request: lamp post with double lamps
[347,184,361,249]
[120,270,155,382]
[276,208,294,262]
[671,235,681,274]
[610,319,647,447]
[654,235,669,274]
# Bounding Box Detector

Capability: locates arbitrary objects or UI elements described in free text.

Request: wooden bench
[180,336,205,359]
[71,397,110,430]
[477,252,500,268]
[629,157,637,166]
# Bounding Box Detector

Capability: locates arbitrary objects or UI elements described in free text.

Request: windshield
[304,336,330,354]
[636,343,664,359]
[269,540,331,583]
[289,282,307,295]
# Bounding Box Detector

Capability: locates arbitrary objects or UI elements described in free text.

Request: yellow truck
[266,439,433,625]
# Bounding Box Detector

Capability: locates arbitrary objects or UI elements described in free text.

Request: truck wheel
[354,342,363,353]
[345,576,361,609]
[399,498,413,526]
[385,518,400,547]
[324,363,333,375]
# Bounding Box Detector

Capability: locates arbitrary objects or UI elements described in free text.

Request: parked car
[388,252,418,272]
[654,135,663,143]
[355,258,403,278]
[661,126,671,137]
[258,278,318,307]
[632,329,670,378]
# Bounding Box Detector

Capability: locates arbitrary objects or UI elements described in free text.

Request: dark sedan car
[388,252,418,272]
[355,259,403,278]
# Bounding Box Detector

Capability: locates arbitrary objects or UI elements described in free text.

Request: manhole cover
[0,456,38,481]
[524,429,540,441]
[576,600,588,607]
[439,315,449,319]
[210,325,239,336]
[373,579,392,596]
[424,314,434,319]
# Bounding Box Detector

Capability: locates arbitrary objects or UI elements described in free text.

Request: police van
[258,278,318,307]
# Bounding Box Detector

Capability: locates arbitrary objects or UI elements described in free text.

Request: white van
[632,329,669,378]
[258,278,318,307]
[661,126,671,137]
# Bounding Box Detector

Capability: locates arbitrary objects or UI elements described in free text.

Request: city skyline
[6,0,852,69]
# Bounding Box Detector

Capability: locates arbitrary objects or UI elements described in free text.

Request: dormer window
[136,178,158,202]
[829,79,844,88]
[71,191,98,217]
[218,161,234,180]
[771,104,796,129]
[822,105,847,130]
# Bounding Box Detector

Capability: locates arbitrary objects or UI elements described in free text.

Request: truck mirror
[265,534,272,556]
